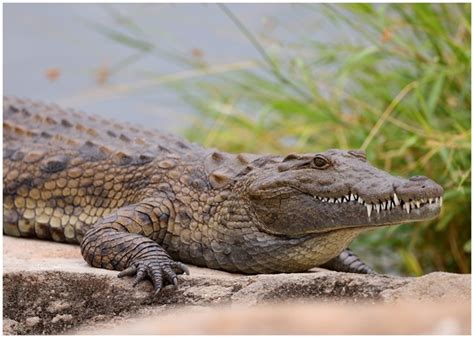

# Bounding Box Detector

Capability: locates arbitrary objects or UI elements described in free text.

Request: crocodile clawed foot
[118,258,190,296]
[320,248,376,274]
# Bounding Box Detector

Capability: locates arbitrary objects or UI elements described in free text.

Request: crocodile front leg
[80,199,189,295]
[319,249,374,274]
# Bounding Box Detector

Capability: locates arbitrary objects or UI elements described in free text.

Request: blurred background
[4,3,471,275]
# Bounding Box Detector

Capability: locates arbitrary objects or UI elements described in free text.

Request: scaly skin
[3,97,444,294]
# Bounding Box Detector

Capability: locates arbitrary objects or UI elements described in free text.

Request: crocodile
[3,97,444,295]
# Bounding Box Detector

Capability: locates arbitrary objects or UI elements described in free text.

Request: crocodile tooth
[375,203,380,213]
[366,204,372,218]
[337,197,342,203]
[421,199,426,203]
[415,201,421,208]
[434,197,439,204]
[410,201,416,209]
[358,197,364,204]
[350,194,356,201]
[381,201,386,210]
[329,198,334,203]
[387,201,392,209]
[429,198,433,204]
[404,203,410,214]
[393,193,400,206]
[440,197,443,207]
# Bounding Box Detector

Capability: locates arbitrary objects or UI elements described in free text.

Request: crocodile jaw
[309,191,442,226]
[250,189,442,237]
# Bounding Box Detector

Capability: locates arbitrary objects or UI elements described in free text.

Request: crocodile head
[245,149,443,237]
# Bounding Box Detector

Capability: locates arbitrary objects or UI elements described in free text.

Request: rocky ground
[3,236,471,335]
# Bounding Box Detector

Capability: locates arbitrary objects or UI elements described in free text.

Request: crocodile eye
[312,156,330,169]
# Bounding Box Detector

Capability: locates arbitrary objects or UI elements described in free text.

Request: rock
[24,316,41,327]
[74,301,471,335]
[380,271,471,303]
[51,314,73,324]
[3,236,471,335]
[3,319,23,335]
[47,300,71,313]
[183,285,236,303]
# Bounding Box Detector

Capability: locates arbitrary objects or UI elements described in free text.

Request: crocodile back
[3,96,202,160]
[3,96,204,243]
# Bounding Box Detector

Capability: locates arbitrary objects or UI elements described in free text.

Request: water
[4,3,329,133]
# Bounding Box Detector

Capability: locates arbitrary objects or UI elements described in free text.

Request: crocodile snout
[394,175,443,201]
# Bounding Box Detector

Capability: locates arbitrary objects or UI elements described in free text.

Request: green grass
[93,3,470,275]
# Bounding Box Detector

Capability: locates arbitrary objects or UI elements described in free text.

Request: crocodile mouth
[250,183,443,237]
[312,192,443,218]
[302,191,443,232]
[278,185,444,232]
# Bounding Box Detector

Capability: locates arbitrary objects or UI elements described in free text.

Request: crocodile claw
[117,257,189,295]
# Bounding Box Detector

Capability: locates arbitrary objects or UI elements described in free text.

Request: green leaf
[463,240,471,253]
[90,22,154,52]
[399,249,423,276]
[427,72,446,115]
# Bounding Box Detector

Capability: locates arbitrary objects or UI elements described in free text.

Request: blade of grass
[218,4,313,101]
[361,80,419,150]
